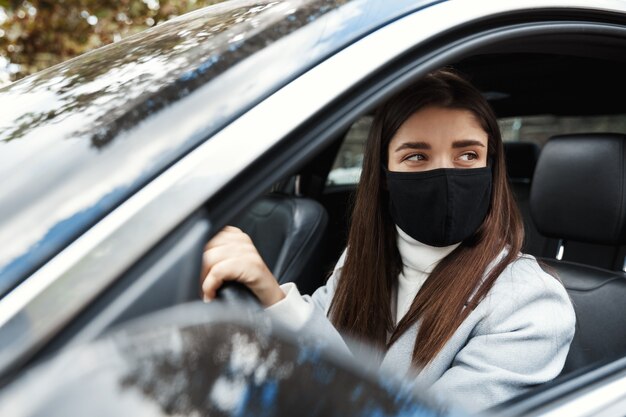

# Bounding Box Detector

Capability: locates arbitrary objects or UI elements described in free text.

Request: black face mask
[385,167,492,247]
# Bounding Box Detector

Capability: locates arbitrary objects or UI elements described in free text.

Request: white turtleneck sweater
[393,226,459,323]
[267,225,459,330]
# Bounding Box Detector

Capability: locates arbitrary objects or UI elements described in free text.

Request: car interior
[221,51,626,393]
[17,16,626,413]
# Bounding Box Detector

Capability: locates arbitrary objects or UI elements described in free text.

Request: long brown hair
[328,69,524,367]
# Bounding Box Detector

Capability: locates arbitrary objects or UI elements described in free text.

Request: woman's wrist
[257,281,286,307]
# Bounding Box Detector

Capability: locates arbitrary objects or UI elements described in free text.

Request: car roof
[0,0,439,297]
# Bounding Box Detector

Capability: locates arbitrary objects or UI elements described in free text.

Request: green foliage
[0,0,224,83]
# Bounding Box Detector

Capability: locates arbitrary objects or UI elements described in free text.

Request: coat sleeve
[265,250,351,354]
[427,260,576,413]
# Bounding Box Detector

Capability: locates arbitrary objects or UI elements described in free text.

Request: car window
[326,116,372,186]
[326,113,626,187]
[499,114,626,146]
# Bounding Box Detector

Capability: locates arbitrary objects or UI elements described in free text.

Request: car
[1,0,626,415]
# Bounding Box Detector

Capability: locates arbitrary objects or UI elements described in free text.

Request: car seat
[503,141,558,257]
[232,193,328,295]
[529,133,626,374]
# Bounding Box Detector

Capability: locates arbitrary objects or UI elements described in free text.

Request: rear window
[326,116,371,186]
[326,114,626,186]
[498,114,626,146]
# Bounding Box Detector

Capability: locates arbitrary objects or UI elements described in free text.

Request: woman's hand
[200,226,285,307]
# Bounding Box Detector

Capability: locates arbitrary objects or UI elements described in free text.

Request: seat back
[541,259,626,373]
[530,133,626,373]
[233,193,328,295]
[504,141,540,183]
[504,142,558,257]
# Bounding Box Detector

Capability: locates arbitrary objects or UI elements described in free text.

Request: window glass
[326,116,371,186]
[326,114,626,186]
[498,115,626,146]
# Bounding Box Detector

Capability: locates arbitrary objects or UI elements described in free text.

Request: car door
[2,1,626,415]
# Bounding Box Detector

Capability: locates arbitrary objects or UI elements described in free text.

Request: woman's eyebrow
[452,139,485,148]
[394,141,431,152]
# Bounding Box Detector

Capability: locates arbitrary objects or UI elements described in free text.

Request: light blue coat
[298,253,576,412]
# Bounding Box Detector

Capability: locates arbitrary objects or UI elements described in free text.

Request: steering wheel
[215,281,262,309]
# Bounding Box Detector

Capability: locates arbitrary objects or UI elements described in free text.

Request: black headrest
[504,141,540,182]
[530,133,626,245]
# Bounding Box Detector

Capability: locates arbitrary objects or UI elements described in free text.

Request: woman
[200,69,575,412]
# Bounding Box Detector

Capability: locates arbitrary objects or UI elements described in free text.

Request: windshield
[0,0,350,297]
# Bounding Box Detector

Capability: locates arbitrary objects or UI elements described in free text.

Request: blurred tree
[0,0,224,85]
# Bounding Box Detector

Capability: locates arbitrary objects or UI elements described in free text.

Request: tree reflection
[0,0,225,83]
[0,0,348,148]
[117,319,446,417]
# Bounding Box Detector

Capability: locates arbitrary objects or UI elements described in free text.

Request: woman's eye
[405,154,426,162]
[458,152,478,161]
